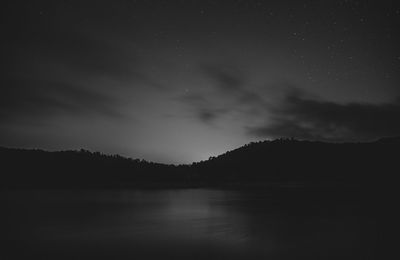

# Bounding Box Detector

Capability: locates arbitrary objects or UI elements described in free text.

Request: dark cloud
[176,92,227,124]
[200,64,266,108]
[3,7,128,78]
[198,110,219,123]
[10,29,162,90]
[182,64,400,141]
[1,2,166,126]
[197,108,228,124]
[200,64,244,92]
[177,64,267,124]
[248,89,400,141]
[0,77,124,124]
[2,2,165,92]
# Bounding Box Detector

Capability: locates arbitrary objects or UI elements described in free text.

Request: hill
[191,137,399,185]
[1,137,399,188]
[0,148,186,188]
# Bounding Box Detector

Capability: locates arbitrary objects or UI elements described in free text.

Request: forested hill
[190,137,399,184]
[1,137,399,188]
[0,148,185,188]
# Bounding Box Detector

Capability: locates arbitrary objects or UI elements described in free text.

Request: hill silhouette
[1,137,399,188]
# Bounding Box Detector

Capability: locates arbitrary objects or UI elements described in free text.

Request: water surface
[1,188,380,259]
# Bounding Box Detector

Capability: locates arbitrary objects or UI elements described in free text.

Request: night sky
[2,0,400,163]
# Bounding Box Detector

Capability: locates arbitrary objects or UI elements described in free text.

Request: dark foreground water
[1,188,382,259]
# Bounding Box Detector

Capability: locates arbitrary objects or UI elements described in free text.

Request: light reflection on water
[1,189,378,259]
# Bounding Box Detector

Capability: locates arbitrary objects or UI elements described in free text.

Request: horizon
[2,134,397,165]
[2,0,400,163]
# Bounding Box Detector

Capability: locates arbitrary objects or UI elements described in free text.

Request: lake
[0,188,381,259]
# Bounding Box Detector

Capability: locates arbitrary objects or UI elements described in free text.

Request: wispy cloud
[0,77,125,124]
[177,63,267,124]
[200,64,266,108]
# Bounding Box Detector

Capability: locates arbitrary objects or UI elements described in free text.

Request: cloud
[0,77,124,124]
[248,88,400,141]
[176,92,228,124]
[177,64,267,124]
[2,6,166,92]
[179,64,400,141]
[200,64,244,92]
[197,108,229,124]
[1,9,166,125]
[198,109,219,123]
[200,64,267,109]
